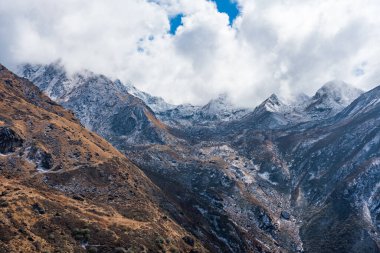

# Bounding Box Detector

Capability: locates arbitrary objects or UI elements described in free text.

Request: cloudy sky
[1,0,380,106]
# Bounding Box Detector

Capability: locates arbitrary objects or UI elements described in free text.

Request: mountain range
[3,62,379,252]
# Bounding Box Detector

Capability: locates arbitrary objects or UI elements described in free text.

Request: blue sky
[169,0,239,34]
[211,0,239,24]
[169,14,184,35]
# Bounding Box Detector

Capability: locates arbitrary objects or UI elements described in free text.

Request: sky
[0,0,380,107]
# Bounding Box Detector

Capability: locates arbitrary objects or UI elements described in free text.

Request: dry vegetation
[0,64,206,253]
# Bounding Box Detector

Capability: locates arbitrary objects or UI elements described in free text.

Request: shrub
[87,246,98,253]
[72,228,90,241]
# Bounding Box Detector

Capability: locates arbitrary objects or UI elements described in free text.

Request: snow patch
[258,172,278,185]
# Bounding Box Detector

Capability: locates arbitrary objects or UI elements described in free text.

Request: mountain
[18,63,256,252]
[336,85,380,120]
[19,63,259,252]
[19,63,297,251]
[304,80,364,119]
[119,80,176,113]
[0,64,205,253]
[115,80,251,127]
[157,93,250,127]
[19,63,173,147]
[275,85,380,252]
[232,81,364,131]
[18,62,379,253]
[235,94,295,129]
[182,85,380,252]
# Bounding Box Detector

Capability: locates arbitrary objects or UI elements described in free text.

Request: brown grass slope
[0,64,205,253]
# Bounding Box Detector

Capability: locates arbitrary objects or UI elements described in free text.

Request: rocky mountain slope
[18,62,379,253]
[0,64,206,253]
[278,86,380,253]
[19,63,174,147]
[120,84,378,253]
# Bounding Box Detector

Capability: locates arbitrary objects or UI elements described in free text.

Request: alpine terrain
[0,64,207,253]
[7,62,380,253]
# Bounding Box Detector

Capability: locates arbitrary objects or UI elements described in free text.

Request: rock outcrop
[0,127,23,154]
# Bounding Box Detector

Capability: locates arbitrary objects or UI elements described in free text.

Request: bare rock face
[0,127,23,154]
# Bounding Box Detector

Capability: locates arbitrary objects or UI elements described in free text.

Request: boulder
[281,211,290,220]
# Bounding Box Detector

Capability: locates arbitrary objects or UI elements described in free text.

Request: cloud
[0,0,380,106]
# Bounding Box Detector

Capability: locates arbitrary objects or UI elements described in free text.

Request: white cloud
[1,0,380,106]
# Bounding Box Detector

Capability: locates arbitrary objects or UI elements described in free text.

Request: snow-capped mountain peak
[202,93,241,114]
[258,93,286,113]
[314,80,363,105]
[305,80,363,119]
